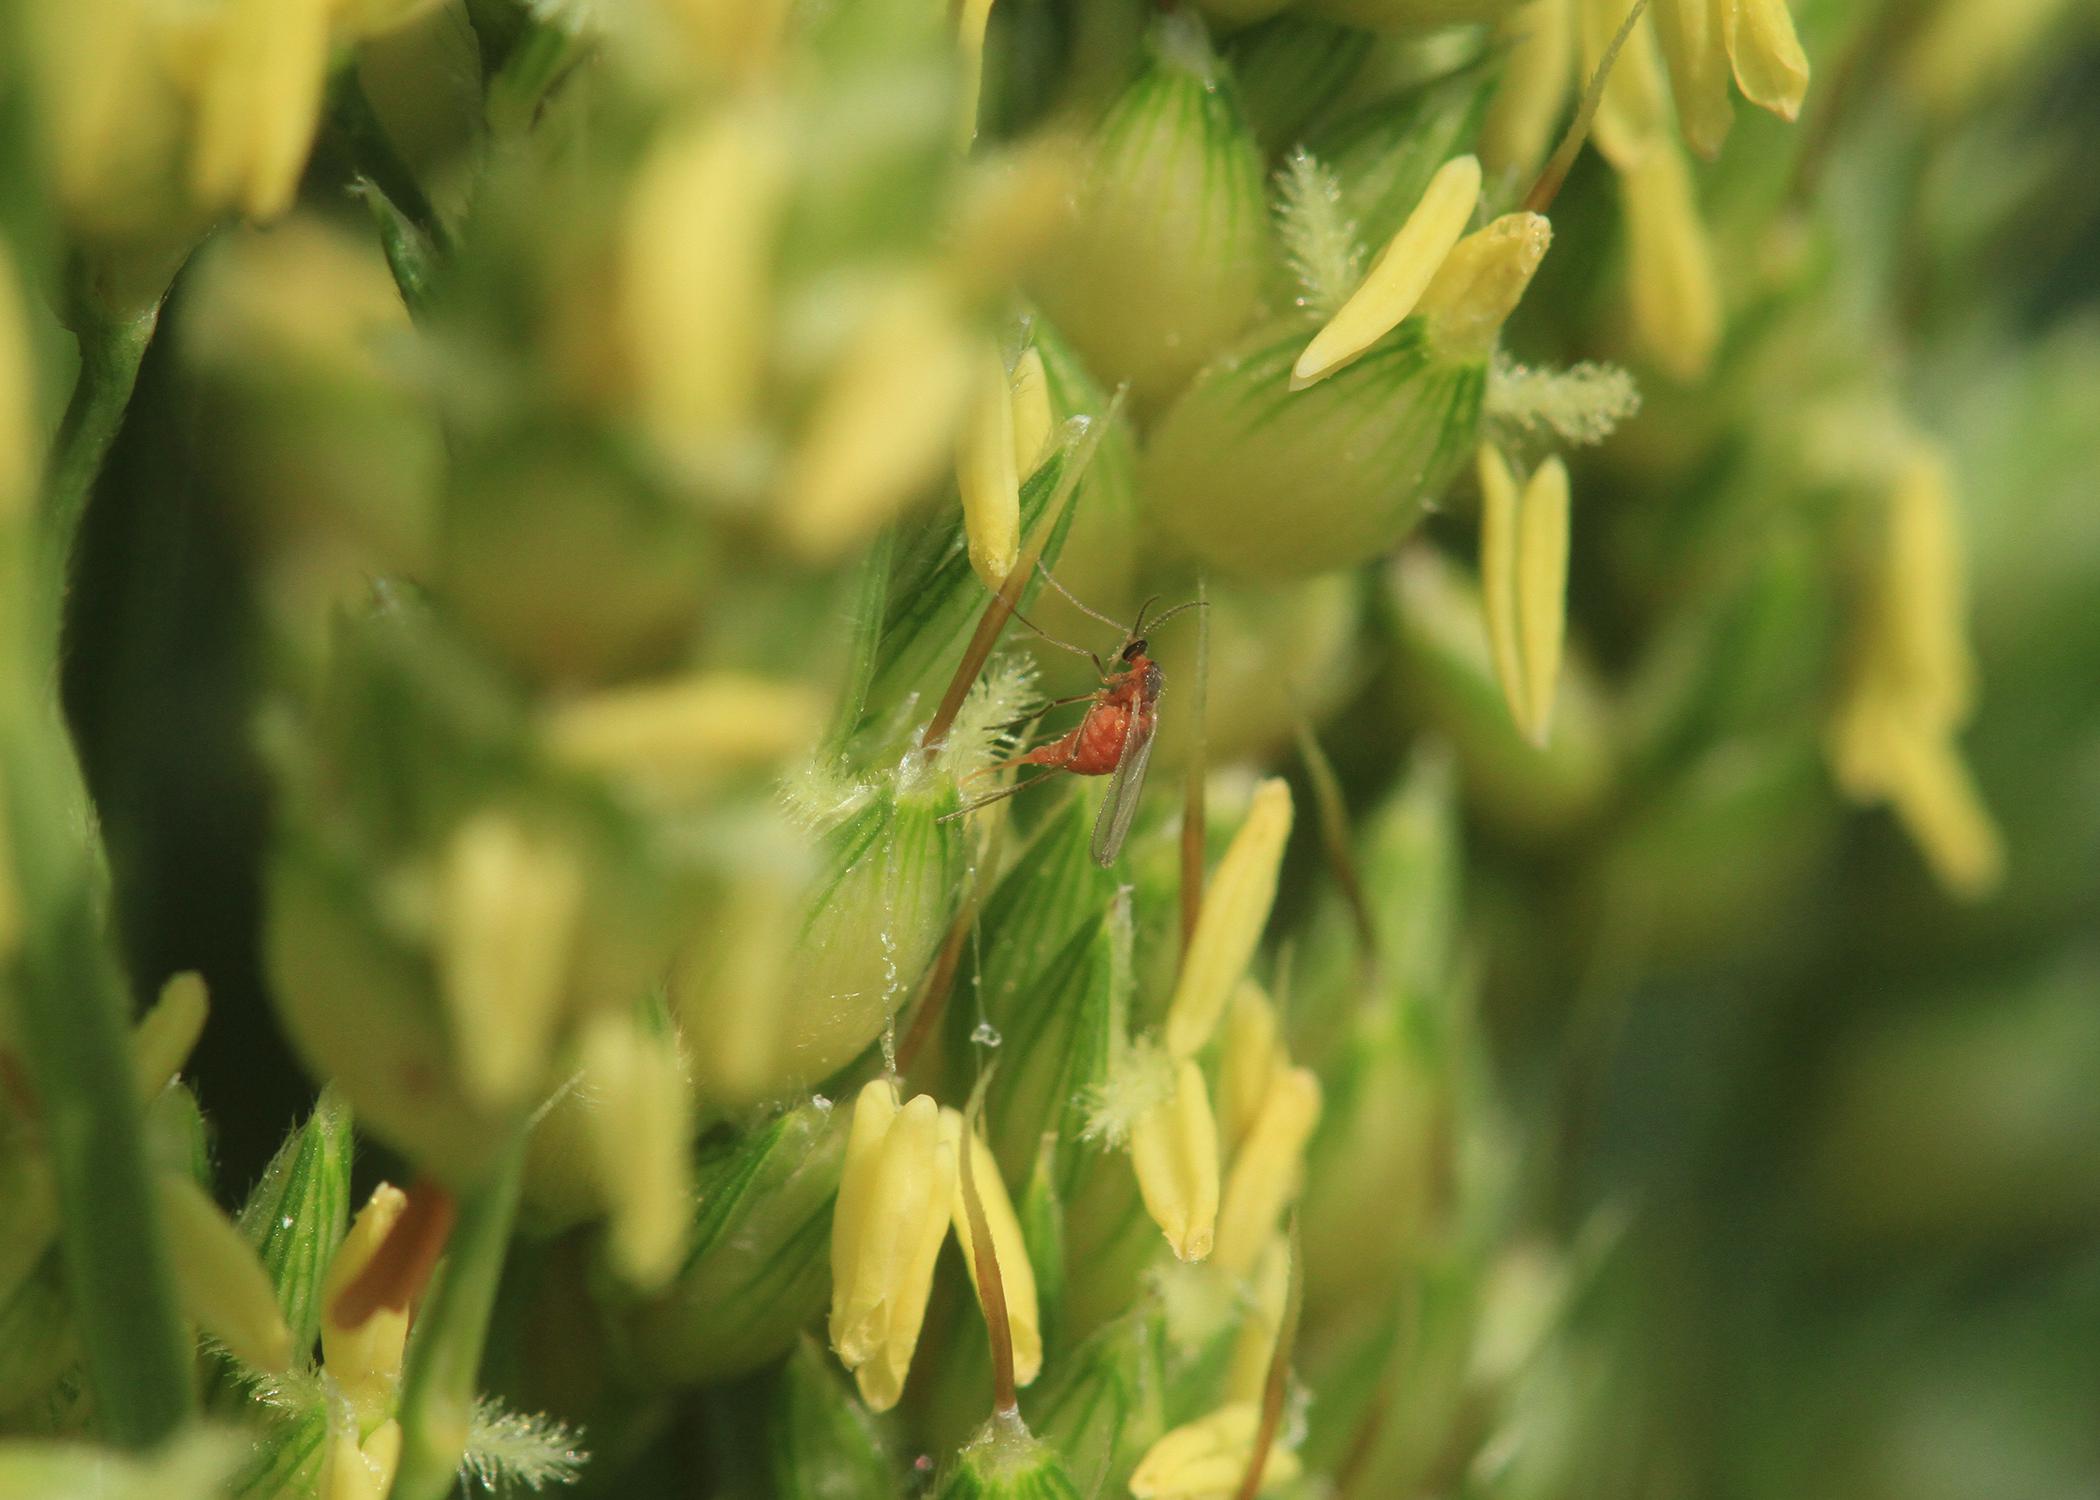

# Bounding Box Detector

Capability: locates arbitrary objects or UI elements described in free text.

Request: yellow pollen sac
[323,1184,412,1420]
[1479,447,1573,746]
[1217,980,1285,1155]
[157,1174,295,1374]
[1291,155,1482,391]
[1721,0,1811,124]
[1165,779,1294,1060]
[577,1010,693,1291]
[827,1082,956,1411]
[1654,0,1737,158]
[132,971,209,1101]
[188,0,333,221]
[1480,0,1575,177]
[1826,442,2002,899]
[958,343,1022,589]
[1213,1066,1322,1276]
[1128,1401,1302,1499]
[322,1413,402,1500]
[1007,346,1054,479]
[778,279,974,561]
[542,674,827,792]
[435,812,584,1111]
[1620,141,1720,381]
[620,107,788,465]
[1129,1061,1221,1264]
[1416,211,1554,366]
[940,1108,1043,1388]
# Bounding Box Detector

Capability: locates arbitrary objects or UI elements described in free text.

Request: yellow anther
[1417,212,1554,364]
[1213,1066,1321,1276]
[1481,1,1575,177]
[436,812,583,1110]
[1008,346,1054,479]
[958,343,1022,588]
[1128,1401,1301,1498]
[1620,140,1720,381]
[827,1082,956,1411]
[132,971,209,1102]
[1722,0,1810,123]
[1129,1060,1221,1264]
[189,0,333,221]
[1291,155,1482,390]
[1165,779,1294,1059]
[322,1184,411,1418]
[158,1174,295,1374]
[542,674,827,791]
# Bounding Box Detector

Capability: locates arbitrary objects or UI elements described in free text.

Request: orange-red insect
[948,574,1201,866]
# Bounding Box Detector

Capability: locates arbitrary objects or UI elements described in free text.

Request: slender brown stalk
[958,1090,1018,1416]
[1525,0,1650,215]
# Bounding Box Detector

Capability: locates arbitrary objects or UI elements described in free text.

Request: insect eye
[1123,638,1147,662]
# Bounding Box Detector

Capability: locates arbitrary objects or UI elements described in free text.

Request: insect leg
[938,767,1073,821]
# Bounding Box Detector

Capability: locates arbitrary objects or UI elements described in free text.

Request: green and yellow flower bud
[828,1081,957,1411]
[628,1099,847,1383]
[1028,14,1273,411]
[1213,1066,1320,1276]
[1128,1401,1299,1499]
[1141,306,1491,579]
[942,1108,1043,1389]
[1129,1060,1221,1264]
[675,780,962,1110]
[1166,778,1293,1059]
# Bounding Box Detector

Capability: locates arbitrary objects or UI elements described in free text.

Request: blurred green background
[31,8,2100,1500]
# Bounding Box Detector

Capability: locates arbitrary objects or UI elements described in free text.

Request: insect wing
[1090,692,1158,867]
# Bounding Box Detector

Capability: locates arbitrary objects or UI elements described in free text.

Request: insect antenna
[1034,561,1132,632]
[1140,598,1209,634]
